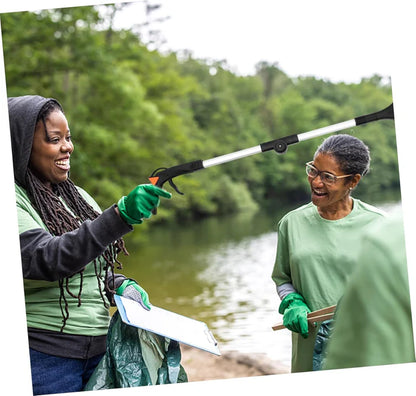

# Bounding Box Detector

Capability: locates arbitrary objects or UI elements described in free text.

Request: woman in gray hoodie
[9,95,171,394]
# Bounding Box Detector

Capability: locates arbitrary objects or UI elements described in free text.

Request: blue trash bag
[84,311,188,390]
[313,319,335,371]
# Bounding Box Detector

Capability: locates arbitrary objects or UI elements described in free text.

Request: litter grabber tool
[272,305,337,331]
[149,103,394,195]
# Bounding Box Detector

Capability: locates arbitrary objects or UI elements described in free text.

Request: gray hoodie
[9,95,131,358]
[9,95,60,188]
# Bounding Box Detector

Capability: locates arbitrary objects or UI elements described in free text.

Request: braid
[25,100,128,331]
[26,169,128,331]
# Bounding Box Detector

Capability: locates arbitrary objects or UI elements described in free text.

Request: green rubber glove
[116,279,151,310]
[117,184,172,225]
[279,292,311,338]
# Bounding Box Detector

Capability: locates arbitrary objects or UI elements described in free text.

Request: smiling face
[29,110,73,190]
[309,153,361,218]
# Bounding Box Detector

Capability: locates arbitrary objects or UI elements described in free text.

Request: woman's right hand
[117,184,172,225]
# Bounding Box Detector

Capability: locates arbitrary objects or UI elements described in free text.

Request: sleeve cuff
[277,282,297,300]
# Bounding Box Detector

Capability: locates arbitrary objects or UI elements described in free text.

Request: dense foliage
[1,5,399,231]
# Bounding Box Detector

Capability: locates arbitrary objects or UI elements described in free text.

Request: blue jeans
[29,348,104,395]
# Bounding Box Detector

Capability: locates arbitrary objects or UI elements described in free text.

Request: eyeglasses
[305,162,352,185]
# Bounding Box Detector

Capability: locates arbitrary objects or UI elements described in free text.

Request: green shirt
[271,198,385,372]
[324,212,415,369]
[16,183,110,336]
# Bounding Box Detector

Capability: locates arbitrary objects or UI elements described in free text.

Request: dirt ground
[180,345,290,382]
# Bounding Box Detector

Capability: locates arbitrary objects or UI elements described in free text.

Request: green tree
[1,4,398,229]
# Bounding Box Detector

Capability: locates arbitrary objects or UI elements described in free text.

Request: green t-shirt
[271,198,385,372]
[16,183,110,336]
[324,212,415,369]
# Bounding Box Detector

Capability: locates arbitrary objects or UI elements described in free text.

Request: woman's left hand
[116,279,151,310]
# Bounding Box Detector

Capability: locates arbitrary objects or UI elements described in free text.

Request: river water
[118,200,401,367]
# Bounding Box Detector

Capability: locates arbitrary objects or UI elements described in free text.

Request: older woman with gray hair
[271,134,385,373]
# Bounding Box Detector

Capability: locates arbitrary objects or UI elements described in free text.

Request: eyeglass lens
[306,163,336,184]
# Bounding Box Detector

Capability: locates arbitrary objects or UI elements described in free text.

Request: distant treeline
[1,4,399,228]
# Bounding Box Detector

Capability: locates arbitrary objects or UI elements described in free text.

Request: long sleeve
[271,215,292,287]
[20,205,133,281]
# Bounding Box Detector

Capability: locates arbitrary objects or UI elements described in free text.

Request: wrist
[117,197,142,225]
[116,279,134,295]
[279,292,308,314]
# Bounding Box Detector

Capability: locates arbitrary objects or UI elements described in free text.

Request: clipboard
[115,295,221,356]
[272,305,336,331]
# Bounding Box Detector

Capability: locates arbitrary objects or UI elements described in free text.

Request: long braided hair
[26,101,128,331]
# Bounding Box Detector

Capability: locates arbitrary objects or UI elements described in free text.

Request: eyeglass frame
[305,161,353,185]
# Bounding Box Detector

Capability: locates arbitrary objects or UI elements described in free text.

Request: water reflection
[197,231,292,364]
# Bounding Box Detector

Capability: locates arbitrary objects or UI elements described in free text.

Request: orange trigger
[149,177,159,186]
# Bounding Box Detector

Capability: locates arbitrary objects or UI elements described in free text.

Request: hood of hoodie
[8,95,62,188]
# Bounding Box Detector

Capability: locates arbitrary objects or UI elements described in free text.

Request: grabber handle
[149,159,204,194]
[355,103,394,126]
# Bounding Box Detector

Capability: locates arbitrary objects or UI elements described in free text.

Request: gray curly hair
[314,134,371,176]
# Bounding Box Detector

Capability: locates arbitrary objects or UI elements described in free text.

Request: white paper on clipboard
[114,295,221,356]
